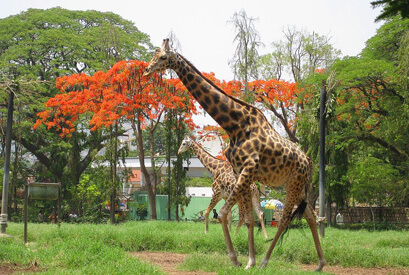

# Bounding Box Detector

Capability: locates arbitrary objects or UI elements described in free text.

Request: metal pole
[1,91,15,234]
[24,184,28,243]
[319,80,326,238]
[58,183,61,228]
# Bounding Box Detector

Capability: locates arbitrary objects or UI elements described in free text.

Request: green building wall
[129,192,274,222]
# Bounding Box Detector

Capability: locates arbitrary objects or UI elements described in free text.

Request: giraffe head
[178,135,194,154]
[144,38,177,77]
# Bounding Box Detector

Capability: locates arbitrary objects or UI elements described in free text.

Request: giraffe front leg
[219,167,255,268]
[204,191,221,234]
[244,198,256,269]
[227,210,233,232]
[218,195,241,267]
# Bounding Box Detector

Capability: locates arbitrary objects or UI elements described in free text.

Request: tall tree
[35,60,198,219]
[371,0,409,21]
[228,9,262,102]
[0,8,152,207]
[258,27,340,141]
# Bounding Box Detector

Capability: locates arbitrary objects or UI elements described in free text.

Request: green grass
[1,221,409,274]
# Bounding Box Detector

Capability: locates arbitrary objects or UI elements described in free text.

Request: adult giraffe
[178,135,268,238]
[144,39,326,271]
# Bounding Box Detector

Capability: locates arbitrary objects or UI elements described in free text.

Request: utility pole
[1,87,15,234]
[319,80,326,238]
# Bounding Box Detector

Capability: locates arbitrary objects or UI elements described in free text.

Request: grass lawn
[1,221,409,274]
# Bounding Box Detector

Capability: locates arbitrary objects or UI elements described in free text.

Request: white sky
[1,0,381,81]
[1,0,382,129]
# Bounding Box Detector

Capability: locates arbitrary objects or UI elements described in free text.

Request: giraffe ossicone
[145,38,326,272]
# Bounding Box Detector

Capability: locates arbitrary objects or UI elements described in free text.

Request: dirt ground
[131,251,409,275]
[1,251,408,274]
[0,264,39,274]
[131,251,216,275]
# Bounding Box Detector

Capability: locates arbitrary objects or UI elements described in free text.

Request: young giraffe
[178,135,268,238]
[144,39,326,271]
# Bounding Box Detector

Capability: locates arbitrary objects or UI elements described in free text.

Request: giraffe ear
[162,38,170,51]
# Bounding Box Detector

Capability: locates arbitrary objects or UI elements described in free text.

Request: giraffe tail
[291,200,308,221]
[268,200,308,246]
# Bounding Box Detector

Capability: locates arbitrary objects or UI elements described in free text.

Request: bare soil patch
[130,251,215,275]
[0,264,39,274]
[131,251,409,275]
[301,264,409,275]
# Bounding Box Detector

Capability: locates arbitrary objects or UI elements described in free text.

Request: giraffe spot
[219,102,229,113]
[187,73,194,81]
[204,96,212,105]
[195,89,203,98]
[223,125,235,133]
[253,139,260,148]
[217,114,229,125]
[190,82,197,90]
[209,106,219,117]
[274,150,282,157]
[195,76,203,83]
[213,93,220,103]
[230,110,242,121]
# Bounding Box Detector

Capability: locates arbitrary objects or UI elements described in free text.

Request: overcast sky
[1,0,382,81]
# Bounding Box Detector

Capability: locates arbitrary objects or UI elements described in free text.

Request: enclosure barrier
[24,182,61,243]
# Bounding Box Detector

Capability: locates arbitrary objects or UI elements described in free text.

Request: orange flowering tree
[250,79,306,143]
[35,59,198,220]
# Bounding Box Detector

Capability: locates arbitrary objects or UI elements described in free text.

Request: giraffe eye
[160,56,167,60]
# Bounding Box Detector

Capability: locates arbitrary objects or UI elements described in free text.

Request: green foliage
[362,16,409,61]
[185,176,213,187]
[296,16,409,209]
[348,156,405,206]
[371,0,409,22]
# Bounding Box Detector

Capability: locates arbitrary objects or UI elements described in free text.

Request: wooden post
[319,80,327,237]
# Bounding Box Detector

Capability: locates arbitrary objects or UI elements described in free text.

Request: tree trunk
[133,117,157,220]
[369,205,376,230]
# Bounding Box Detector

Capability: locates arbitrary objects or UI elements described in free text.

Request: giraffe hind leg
[260,198,306,269]
[304,203,326,271]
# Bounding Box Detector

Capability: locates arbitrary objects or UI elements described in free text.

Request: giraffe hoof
[259,260,268,269]
[315,260,326,272]
[232,261,242,267]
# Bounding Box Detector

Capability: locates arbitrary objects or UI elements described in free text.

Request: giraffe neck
[173,54,253,134]
[190,141,224,177]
